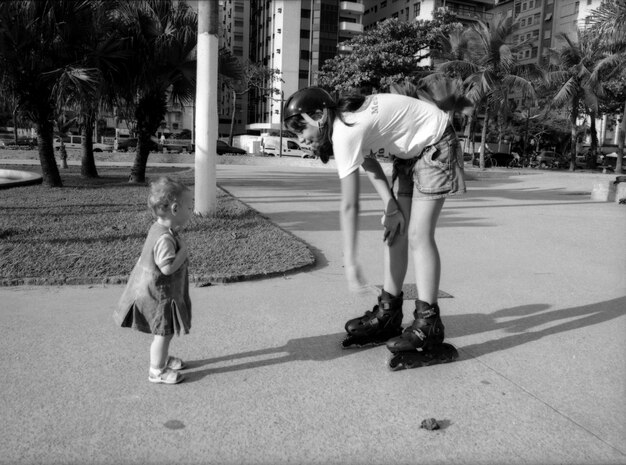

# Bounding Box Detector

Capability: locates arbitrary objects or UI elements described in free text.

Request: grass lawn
[0,164,315,286]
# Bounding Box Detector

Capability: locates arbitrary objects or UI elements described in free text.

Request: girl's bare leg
[150,334,174,370]
[408,198,445,304]
[383,194,412,296]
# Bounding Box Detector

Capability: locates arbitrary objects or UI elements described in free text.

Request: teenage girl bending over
[283,87,466,355]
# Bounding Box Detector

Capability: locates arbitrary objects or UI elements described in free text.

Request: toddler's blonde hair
[148,177,190,217]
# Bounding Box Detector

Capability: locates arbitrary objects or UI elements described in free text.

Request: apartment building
[247,0,364,132]
[219,0,251,136]
[363,0,496,26]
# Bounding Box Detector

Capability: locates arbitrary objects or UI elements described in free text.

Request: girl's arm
[339,169,360,269]
[361,157,405,245]
[155,235,188,276]
[340,169,368,290]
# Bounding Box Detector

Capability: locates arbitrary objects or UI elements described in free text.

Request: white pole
[194,0,219,215]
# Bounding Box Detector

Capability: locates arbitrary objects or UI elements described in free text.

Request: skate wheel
[387,343,459,371]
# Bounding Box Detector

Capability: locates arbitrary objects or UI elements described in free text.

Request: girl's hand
[381,209,405,246]
[345,263,368,293]
[177,239,188,260]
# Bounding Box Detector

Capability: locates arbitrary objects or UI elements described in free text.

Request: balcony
[340,1,364,16]
[339,21,363,34]
[338,43,354,53]
[448,8,493,23]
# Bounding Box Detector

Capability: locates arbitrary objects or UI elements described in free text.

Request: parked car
[534,150,565,168]
[261,136,314,158]
[0,137,37,148]
[216,140,247,155]
[54,135,113,152]
[116,137,159,152]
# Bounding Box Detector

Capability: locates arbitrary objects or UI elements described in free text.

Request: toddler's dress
[114,222,191,336]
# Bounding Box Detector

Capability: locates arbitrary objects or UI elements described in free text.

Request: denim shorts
[391,126,466,200]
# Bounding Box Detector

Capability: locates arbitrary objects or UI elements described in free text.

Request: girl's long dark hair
[284,93,366,164]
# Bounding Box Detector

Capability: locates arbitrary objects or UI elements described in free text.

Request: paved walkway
[1,160,625,465]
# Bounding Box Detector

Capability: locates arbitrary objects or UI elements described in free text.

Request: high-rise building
[246,0,364,133]
[219,0,251,136]
[363,0,496,26]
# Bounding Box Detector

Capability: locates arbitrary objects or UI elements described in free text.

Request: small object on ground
[420,418,440,430]
[387,343,459,371]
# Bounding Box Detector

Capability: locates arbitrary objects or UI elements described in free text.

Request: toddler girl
[114,176,193,384]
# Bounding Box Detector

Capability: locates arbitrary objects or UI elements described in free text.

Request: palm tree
[0,0,99,187]
[52,1,130,178]
[546,31,605,171]
[587,0,626,173]
[110,0,198,184]
[437,14,541,169]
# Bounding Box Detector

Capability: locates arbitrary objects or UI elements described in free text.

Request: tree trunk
[12,106,19,145]
[589,112,598,170]
[463,111,474,158]
[569,97,579,172]
[229,90,236,145]
[194,0,220,215]
[129,90,166,184]
[81,117,99,178]
[36,119,63,187]
[616,100,626,174]
[59,143,68,169]
[129,131,151,184]
[479,104,489,170]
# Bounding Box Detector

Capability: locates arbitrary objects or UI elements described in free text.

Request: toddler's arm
[154,234,188,276]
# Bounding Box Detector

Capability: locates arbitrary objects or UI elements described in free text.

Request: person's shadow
[182,296,625,382]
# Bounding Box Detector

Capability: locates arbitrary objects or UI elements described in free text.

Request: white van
[260,136,314,158]
[54,135,113,152]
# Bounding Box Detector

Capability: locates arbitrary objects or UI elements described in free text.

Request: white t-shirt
[332,94,449,179]
[153,232,178,271]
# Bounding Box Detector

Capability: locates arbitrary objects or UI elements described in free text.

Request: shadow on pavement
[451,296,625,357]
[182,296,624,380]
[183,332,351,382]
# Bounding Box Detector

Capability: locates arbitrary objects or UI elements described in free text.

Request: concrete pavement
[1,160,625,465]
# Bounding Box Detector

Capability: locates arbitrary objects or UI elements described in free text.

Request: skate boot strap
[405,322,442,338]
[415,308,439,319]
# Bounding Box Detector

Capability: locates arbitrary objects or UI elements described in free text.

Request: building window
[574,2,579,13]
[300,29,310,39]
[381,1,387,8]
[414,2,421,17]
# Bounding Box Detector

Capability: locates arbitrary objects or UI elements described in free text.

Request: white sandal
[149,367,184,385]
[165,356,186,370]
